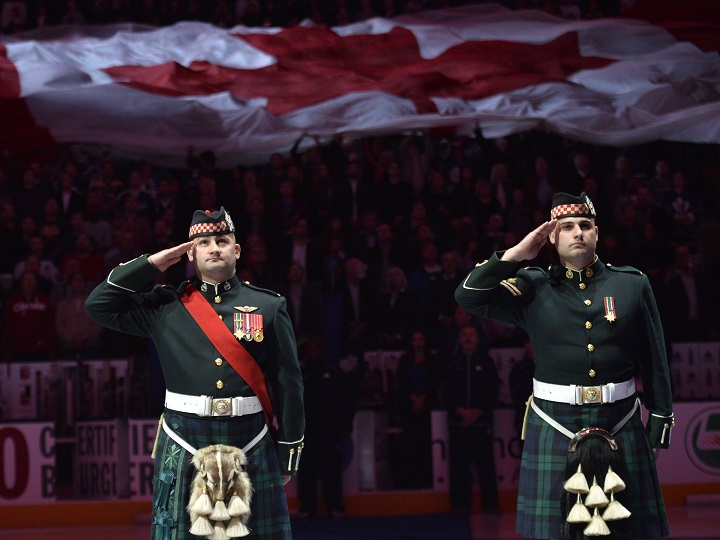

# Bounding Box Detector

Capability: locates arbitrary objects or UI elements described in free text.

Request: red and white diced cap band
[551,203,591,219]
[188,220,229,238]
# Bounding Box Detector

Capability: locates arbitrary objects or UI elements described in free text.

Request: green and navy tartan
[151,410,292,540]
[516,396,669,540]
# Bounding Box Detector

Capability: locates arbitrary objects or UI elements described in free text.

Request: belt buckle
[212,399,231,416]
[582,385,602,404]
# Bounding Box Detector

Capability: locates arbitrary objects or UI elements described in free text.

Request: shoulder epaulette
[242,281,282,297]
[605,264,644,276]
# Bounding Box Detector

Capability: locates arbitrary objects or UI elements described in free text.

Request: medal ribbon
[604,296,617,321]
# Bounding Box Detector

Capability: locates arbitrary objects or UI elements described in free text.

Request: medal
[233,308,264,342]
[604,296,617,322]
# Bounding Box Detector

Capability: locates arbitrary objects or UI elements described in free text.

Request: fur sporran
[187,444,253,540]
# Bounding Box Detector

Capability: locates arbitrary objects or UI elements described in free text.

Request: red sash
[180,284,275,430]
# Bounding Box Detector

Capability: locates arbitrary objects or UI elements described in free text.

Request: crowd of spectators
[1,129,716,363]
[2,0,633,35]
[4,127,714,492]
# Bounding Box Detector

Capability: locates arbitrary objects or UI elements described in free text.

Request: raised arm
[502,220,556,262]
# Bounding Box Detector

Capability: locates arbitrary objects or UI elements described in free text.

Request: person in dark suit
[338,257,377,358]
[332,156,375,229]
[276,216,324,284]
[277,261,324,345]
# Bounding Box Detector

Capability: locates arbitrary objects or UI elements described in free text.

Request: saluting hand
[502,220,557,262]
[147,241,194,272]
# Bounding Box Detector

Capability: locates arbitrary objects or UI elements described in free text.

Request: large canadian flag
[1,2,719,166]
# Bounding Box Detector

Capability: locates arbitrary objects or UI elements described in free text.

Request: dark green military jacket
[455,252,674,448]
[85,255,305,473]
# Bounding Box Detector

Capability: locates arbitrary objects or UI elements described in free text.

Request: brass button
[219,315,223,319]
[579,283,586,290]
[566,269,573,279]
[584,299,592,306]
[587,344,595,352]
[216,380,224,389]
[586,268,593,278]
[215,358,223,366]
[585,321,592,329]
[589,369,596,377]
[214,296,222,304]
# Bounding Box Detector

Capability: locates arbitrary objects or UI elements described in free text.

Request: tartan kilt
[151,409,291,540]
[516,395,669,540]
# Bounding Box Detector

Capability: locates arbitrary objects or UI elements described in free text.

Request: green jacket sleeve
[84,255,163,336]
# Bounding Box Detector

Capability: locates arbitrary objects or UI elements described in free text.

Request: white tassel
[567,492,592,523]
[191,488,214,516]
[603,465,626,493]
[226,517,250,537]
[564,464,590,494]
[227,493,250,517]
[583,506,611,536]
[585,476,609,508]
[208,522,229,540]
[188,515,214,537]
[210,500,231,521]
[602,491,632,521]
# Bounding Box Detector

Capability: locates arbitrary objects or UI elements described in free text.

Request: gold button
[579,283,586,290]
[585,321,592,329]
[215,358,223,366]
[584,300,592,306]
[219,315,223,319]
[589,369,596,377]
[566,269,573,279]
[216,380,224,389]
[214,296,222,304]
[587,344,595,352]
[586,268,593,278]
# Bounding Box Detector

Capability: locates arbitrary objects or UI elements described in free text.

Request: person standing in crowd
[2,270,56,362]
[297,337,356,521]
[85,207,304,540]
[445,324,500,514]
[394,329,438,489]
[663,243,706,342]
[55,272,102,359]
[456,192,673,539]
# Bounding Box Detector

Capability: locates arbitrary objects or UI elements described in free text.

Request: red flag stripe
[105,28,612,116]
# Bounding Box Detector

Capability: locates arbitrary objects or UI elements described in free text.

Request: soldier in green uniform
[455,192,673,539]
[85,207,304,539]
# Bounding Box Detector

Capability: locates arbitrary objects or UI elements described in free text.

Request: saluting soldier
[85,207,304,540]
[455,193,673,540]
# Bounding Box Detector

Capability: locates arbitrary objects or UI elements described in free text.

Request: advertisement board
[0,422,55,505]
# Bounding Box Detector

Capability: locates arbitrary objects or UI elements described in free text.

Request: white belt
[533,378,635,405]
[165,390,263,417]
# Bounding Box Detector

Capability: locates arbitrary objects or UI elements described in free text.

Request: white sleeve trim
[106,257,141,292]
[278,436,305,445]
[460,274,498,291]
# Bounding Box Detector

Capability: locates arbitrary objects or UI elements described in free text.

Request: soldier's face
[550,217,597,268]
[188,233,240,283]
